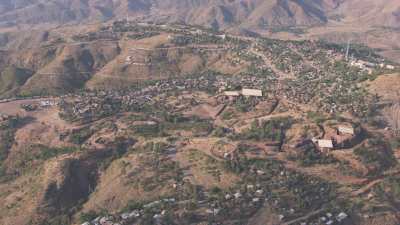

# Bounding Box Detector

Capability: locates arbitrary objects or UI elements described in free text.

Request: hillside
[0,2,400,225]
[1,0,399,64]
[0,24,399,225]
[0,0,334,29]
[0,21,397,97]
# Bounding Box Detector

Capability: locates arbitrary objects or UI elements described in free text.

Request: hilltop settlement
[0,21,399,225]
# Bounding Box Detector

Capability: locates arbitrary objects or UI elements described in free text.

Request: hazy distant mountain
[0,0,399,30]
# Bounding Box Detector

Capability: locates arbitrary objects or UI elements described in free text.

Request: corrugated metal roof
[318,139,333,148]
[338,126,354,135]
[224,91,240,96]
[242,89,262,96]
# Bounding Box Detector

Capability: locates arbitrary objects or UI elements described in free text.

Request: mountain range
[0,0,399,30]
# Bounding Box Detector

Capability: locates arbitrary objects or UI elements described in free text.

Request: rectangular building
[242,89,263,97]
[224,91,240,96]
[317,139,333,149]
[338,126,355,135]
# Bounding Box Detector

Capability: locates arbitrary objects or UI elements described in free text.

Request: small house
[40,100,57,107]
[247,184,255,189]
[256,189,264,195]
[256,170,265,175]
[224,91,240,96]
[336,212,348,222]
[316,139,334,153]
[242,89,263,97]
[386,65,395,70]
[217,34,227,40]
[338,126,355,135]
[234,192,242,199]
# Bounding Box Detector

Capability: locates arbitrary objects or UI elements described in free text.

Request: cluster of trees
[354,138,397,177]
[289,143,338,167]
[0,116,22,181]
[127,32,160,40]
[171,34,223,46]
[69,126,96,145]
[131,113,214,138]
[237,117,293,142]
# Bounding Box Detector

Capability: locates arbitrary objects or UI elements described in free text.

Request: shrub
[79,211,99,223]
[354,138,397,176]
[69,127,95,145]
[36,146,79,160]
[237,117,293,142]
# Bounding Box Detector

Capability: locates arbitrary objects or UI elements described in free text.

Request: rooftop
[317,139,334,148]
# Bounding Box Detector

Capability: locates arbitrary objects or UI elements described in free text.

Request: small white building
[125,55,133,63]
[247,184,255,189]
[386,65,395,70]
[191,29,203,35]
[242,89,263,97]
[224,91,240,96]
[326,220,334,225]
[223,152,230,158]
[350,60,365,69]
[40,100,57,107]
[234,192,242,199]
[338,126,355,135]
[318,139,333,148]
[256,189,264,195]
[217,34,227,40]
[336,212,348,222]
[256,170,265,175]
[316,139,334,149]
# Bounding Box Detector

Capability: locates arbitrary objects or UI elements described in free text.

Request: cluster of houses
[313,125,357,153]
[59,74,272,122]
[254,41,308,75]
[350,60,376,74]
[77,150,351,225]
[250,38,388,118]
[310,212,349,225]
[350,59,396,74]
[80,198,177,225]
[73,98,352,225]
[20,99,58,112]
[283,60,372,116]
[79,174,350,225]
[39,99,57,107]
